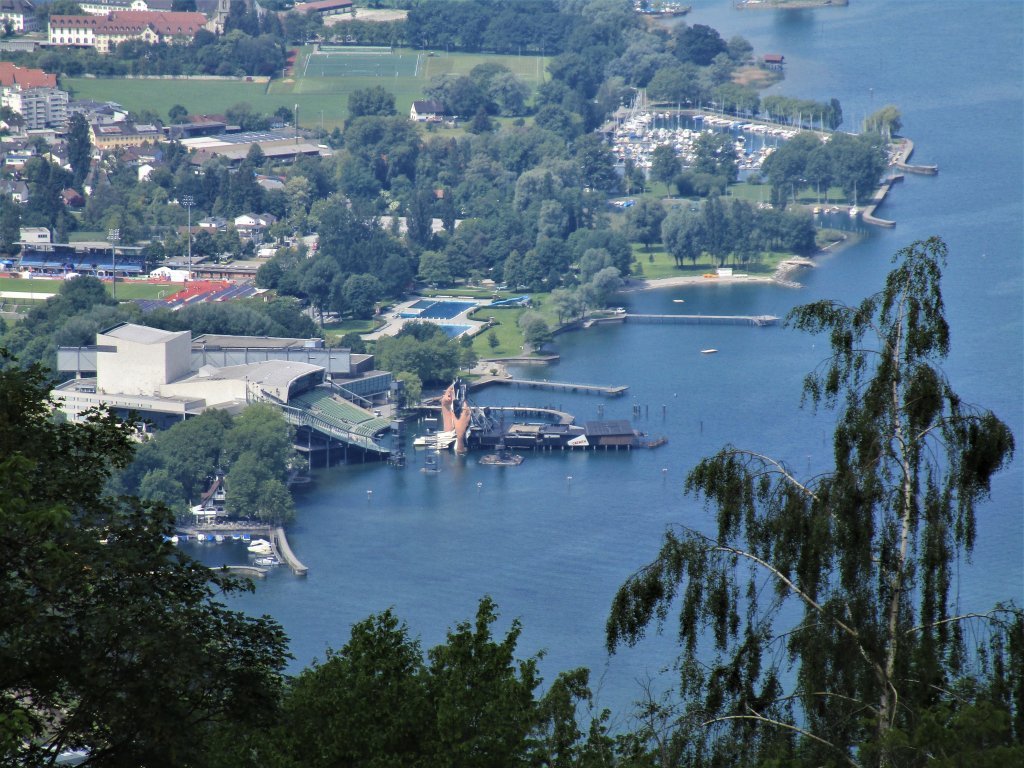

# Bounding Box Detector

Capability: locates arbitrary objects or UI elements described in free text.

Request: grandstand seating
[287,388,391,454]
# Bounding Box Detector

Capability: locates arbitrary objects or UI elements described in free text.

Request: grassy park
[63,48,549,132]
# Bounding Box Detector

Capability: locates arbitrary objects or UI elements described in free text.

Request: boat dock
[625,313,779,327]
[176,523,308,577]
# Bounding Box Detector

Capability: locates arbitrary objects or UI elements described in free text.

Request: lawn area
[469,306,527,358]
[0,277,62,294]
[468,293,562,359]
[62,77,282,124]
[629,242,786,280]
[0,277,183,301]
[322,317,381,344]
[65,49,550,133]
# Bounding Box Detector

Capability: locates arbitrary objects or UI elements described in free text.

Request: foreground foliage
[607,237,1021,767]
[0,356,289,766]
[221,598,628,768]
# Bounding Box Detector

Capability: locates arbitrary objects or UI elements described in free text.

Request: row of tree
[761,130,888,206]
[662,196,817,267]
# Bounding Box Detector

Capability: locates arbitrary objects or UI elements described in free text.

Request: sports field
[63,48,549,133]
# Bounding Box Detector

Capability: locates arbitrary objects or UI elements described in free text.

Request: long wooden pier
[625,313,779,327]
[471,376,628,397]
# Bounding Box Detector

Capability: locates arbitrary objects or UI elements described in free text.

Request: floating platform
[472,419,666,452]
[479,452,525,466]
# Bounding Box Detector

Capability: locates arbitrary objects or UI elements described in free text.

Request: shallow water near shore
[209,1,1023,714]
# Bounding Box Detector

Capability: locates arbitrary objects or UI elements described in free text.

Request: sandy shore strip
[622,265,808,293]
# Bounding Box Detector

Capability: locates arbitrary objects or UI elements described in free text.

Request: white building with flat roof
[55,322,325,427]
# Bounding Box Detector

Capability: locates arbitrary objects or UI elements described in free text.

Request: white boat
[214,534,224,543]
[701,349,719,354]
[673,299,685,303]
[254,556,279,567]
[247,539,272,554]
[849,206,860,217]
[413,429,457,449]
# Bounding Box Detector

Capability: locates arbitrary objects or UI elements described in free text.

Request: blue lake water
[217,0,1023,715]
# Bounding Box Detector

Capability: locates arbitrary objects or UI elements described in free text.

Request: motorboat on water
[247,538,273,555]
[254,556,279,567]
[701,348,719,354]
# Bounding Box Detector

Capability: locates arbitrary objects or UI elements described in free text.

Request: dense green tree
[66,113,92,190]
[574,133,619,193]
[340,273,384,319]
[374,323,464,384]
[626,198,666,251]
[261,596,605,767]
[691,130,738,184]
[589,264,624,302]
[419,250,455,287]
[865,104,902,139]
[518,310,550,350]
[607,238,1019,768]
[567,227,633,276]
[347,85,398,120]
[0,194,20,256]
[649,144,680,186]
[673,23,727,66]
[0,356,288,765]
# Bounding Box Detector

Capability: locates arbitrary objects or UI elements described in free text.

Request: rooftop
[101,323,186,345]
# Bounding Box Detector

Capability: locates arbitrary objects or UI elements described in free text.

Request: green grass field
[64,49,549,133]
[63,77,281,123]
[0,277,62,294]
[0,277,182,301]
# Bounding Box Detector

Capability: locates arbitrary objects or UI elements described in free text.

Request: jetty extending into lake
[625,313,779,327]
[470,377,628,398]
[893,137,939,175]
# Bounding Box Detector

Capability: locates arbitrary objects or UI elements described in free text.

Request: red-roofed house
[0,63,68,130]
[762,53,785,71]
[49,11,208,53]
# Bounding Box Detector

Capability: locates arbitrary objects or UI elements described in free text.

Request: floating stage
[470,418,665,452]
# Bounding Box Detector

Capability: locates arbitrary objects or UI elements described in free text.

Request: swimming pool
[420,300,476,319]
[440,325,472,338]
